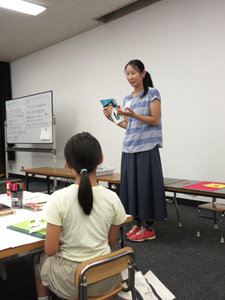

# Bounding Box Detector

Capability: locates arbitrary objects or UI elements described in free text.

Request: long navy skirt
[120,146,167,221]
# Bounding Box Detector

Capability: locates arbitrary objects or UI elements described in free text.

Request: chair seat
[71,283,122,300]
[198,203,225,212]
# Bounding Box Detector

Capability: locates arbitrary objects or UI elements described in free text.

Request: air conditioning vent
[94,0,161,24]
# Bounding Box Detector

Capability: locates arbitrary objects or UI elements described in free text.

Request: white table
[0,191,132,279]
[0,192,50,279]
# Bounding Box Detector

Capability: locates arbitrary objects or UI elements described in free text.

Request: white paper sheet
[0,192,50,251]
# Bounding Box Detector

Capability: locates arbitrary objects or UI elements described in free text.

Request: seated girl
[34,132,127,300]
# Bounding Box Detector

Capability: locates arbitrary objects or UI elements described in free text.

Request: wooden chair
[70,246,136,300]
[197,199,225,243]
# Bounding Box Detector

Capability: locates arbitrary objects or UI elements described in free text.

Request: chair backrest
[75,246,134,286]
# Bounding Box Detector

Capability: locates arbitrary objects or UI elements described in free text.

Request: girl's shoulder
[93,185,120,202]
[93,185,118,196]
[50,184,78,202]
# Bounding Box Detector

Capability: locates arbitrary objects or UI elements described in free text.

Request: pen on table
[183,181,191,185]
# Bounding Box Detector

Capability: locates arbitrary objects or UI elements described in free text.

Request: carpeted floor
[0,177,225,300]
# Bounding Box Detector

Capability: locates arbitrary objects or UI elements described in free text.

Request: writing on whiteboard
[26,96,50,128]
[6,91,53,143]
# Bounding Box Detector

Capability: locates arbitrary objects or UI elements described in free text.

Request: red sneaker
[129,226,156,242]
[126,224,141,239]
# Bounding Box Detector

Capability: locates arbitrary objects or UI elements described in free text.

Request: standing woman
[103,59,167,242]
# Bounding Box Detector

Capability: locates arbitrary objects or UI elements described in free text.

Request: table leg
[46,175,50,194]
[108,182,125,247]
[0,262,7,280]
[197,208,200,237]
[212,197,218,229]
[221,212,224,244]
[213,211,218,229]
[120,225,126,248]
[26,172,29,191]
[172,192,182,227]
[108,182,120,196]
[174,200,182,228]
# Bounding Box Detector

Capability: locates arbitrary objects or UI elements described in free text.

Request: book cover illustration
[100,98,124,125]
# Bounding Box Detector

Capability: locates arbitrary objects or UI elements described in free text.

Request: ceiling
[0,0,160,63]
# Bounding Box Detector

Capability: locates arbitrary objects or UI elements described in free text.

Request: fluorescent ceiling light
[0,0,46,16]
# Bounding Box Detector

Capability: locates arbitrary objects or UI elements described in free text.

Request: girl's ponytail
[78,169,93,215]
[64,132,102,215]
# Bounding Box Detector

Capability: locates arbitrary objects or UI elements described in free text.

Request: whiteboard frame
[6,91,53,144]
[5,91,57,189]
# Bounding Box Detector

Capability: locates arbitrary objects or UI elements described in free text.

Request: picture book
[7,219,47,239]
[23,191,50,211]
[0,203,11,211]
[0,203,15,217]
[0,208,15,217]
[100,98,124,125]
[24,202,44,212]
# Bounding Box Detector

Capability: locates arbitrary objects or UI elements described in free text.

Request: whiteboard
[6,91,53,144]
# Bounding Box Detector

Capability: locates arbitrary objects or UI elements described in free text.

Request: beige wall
[10,0,225,185]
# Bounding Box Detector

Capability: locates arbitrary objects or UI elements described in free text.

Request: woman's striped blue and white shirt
[122,87,163,153]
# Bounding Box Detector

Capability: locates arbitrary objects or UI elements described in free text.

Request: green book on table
[7,219,47,239]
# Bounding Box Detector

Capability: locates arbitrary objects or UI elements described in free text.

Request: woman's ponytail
[143,71,154,97]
